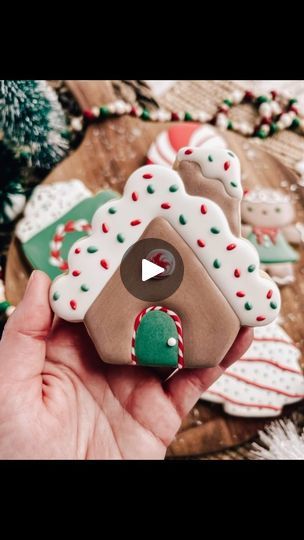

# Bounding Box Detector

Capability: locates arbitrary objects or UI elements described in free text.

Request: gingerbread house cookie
[50,147,281,369]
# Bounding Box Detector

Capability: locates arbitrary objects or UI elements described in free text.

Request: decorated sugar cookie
[202,322,304,417]
[16,180,118,280]
[50,146,281,370]
[147,123,226,167]
[241,188,301,285]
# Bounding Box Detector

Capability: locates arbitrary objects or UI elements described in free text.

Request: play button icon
[141,259,165,282]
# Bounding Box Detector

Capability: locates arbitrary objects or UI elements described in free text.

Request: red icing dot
[267,290,273,299]
[102,223,109,233]
[72,270,81,277]
[143,173,153,179]
[70,300,77,310]
[224,161,230,171]
[234,269,241,278]
[227,243,236,251]
[256,316,266,322]
[75,248,81,254]
[54,234,64,242]
[236,291,245,297]
[184,149,193,155]
[100,259,109,269]
[132,192,139,201]
[200,204,208,215]
[161,202,171,209]
[130,219,141,226]
[197,239,205,248]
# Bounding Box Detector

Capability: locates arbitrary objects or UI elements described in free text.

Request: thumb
[0,270,53,380]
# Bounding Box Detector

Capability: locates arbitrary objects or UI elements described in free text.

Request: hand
[0,271,252,459]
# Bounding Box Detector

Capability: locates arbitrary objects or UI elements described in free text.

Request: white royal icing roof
[16,180,92,243]
[50,158,281,325]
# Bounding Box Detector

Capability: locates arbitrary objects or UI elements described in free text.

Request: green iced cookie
[135,310,179,367]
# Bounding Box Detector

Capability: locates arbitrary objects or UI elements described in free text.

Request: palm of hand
[0,271,252,459]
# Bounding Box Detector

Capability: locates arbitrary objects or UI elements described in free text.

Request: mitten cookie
[50,147,281,369]
[147,123,226,167]
[241,188,300,285]
[202,322,304,417]
[16,180,118,279]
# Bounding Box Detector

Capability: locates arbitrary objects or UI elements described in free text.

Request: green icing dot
[230,181,238,188]
[213,259,221,269]
[87,246,98,253]
[147,184,155,194]
[169,184,179,192]
[245,302,253,311]
[179,214,187,225]
[117,233,125,243]
[248,264,256,273]
[210,227,220,234]
[80,284,90,292]
[53,292,60,301]
[270,301,277,309]
[228,151,235,158]
[208,155,213,162]
[108,207,117,214]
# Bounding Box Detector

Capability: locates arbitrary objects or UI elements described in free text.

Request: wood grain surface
[5,81,304,457]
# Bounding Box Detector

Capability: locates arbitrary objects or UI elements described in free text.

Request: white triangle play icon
[141,259,165,282]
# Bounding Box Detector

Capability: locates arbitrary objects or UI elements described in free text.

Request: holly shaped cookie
[50,147,281,370]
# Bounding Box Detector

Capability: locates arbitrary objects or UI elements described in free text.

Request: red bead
[143,173,153,179]
[72,270,81,277]
[83,109,96,120]
[100,259,109,269]
[132,192,139,201]
[236,291,245,297]
[261,116,272,124]
[197,239,205,248]
[290,105,298,114]
[130,106,137,116]
[256,316,266,322]
[219,107,228,114]
[130,219,141,226]
[184,149,193,155]
[234,269,241,278]
[224,161,230,171]
[270,90,277,99]
[245,90,254,101]
[70,300,77,310]
[227,243,236,251]
[102,223,109,233]
[75,248,81,254]
[60,262,68,271]
[200,204,207,214]
[171,112,179,121]
[161,202,171,209]
[267,290,273,299]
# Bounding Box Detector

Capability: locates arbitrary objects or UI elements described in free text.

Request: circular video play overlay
[120,238,184,302]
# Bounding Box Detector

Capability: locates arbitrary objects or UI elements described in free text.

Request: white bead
[114,100,127,115]
[167,337,177,347]
[280,113,292,128]
[91,106,100,118]
[232,90,244,104]
[197,111,210,122]
[71,117,83,131]
[216,113,228,129]
[295,160,304,175]
[155,109,169,122]
[261,123,270,134]
[271,101,281,115]
[107,103,116,114]
[259,102,271,117]
[276,121,284,130]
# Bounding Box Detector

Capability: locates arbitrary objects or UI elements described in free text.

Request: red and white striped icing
[49,219,92,270]
[202,322,304,417]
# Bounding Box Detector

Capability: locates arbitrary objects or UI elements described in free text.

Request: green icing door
[134,310,179,367]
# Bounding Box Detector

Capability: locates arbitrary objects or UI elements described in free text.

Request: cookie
[147,123,226,167]
[202,322,304,417]
[16,180,118,280]
[241,188,300,285]
[50,147,281,369]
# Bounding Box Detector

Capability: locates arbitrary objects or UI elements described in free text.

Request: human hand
[0,270,252,459]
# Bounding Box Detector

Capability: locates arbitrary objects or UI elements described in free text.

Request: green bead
[289,98,298,105]
[208,154,213,162]
[248,264,256,273]
[61,129,71,140]
[179,214,187,225]
[245,302,253,311]
[210,227,220,234]
[52,292,60,301]
[230,181,238,188]
[141,109,150,121]
[147,184,155,194]
[169,184,179,192]
[213,259,221,269]
[117,233,125,243]
[256,129,267,139]
[184,112,193,121]
[108,207,117,214]
[227,120,233,130]
[223,99,233,107]
[100,106,109,117]
[270,122,278,135]
[81,284,89,292]
[292,117,301,129]
[270,301,277,309]
[0,301,10,313]
[87,246,98,253]
[256,95,269,104]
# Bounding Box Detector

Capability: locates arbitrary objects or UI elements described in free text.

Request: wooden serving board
[6,81,304,458]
